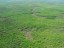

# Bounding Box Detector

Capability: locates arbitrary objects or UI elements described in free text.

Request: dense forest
[0,0,64,48]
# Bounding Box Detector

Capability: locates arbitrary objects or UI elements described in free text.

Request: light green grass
[0,2,64,48]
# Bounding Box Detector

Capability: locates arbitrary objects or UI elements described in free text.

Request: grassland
[0,2,64,48]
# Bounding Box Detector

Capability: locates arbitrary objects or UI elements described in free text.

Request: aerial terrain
[0,0,64,48]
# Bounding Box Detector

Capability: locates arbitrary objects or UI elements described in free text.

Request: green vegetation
[0,1,64,48]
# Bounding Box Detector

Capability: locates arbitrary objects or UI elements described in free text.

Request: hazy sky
[0,0,64,3]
